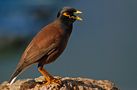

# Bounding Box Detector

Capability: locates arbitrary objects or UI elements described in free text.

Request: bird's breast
[56,32,70,51]
[44,34,70,64]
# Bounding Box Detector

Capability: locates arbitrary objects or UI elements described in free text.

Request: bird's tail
[8,67,22,85]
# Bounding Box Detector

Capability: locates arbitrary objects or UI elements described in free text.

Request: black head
[57,7,82,24]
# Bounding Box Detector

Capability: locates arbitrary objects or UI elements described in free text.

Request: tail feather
[9,77,17,85]
[8,67,22,85]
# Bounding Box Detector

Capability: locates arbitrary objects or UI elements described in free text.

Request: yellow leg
[38,67,61,85]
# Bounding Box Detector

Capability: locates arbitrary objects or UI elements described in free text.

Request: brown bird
[9,7,82,85]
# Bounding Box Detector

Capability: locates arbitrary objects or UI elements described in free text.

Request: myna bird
[9,7,82,85]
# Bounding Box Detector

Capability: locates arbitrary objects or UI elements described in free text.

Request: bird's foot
[45,78,62,85]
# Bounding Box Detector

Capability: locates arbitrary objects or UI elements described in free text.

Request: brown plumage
[9,7,82,85]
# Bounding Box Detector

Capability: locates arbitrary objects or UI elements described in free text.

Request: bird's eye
[63,12,69,17]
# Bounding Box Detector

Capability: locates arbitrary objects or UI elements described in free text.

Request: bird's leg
[38,66,61,85]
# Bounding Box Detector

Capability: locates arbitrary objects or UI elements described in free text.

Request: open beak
[74,10,82,21]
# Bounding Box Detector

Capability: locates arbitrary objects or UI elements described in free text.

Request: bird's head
[57,7,82,24]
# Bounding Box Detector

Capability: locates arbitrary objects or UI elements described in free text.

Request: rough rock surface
[0,76,119,90]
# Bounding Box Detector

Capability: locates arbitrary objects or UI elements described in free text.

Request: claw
[45,78,62,85]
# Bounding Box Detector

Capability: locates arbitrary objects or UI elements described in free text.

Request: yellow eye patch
[63,12,76,19]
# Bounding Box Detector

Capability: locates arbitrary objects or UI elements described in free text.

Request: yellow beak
[74,10,82,21]
[75,10,82,14]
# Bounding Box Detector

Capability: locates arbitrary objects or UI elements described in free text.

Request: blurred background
[0,0,137,90]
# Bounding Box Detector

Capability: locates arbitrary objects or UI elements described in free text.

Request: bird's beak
[75,10,82,14]
[74,10,82,21]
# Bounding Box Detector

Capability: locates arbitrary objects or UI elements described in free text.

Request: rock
[0,76,119,90]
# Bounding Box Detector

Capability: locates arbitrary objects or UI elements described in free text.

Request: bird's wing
[18,39,57,67]
[17,23,60,68]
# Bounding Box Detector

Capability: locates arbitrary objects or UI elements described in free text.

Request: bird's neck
[59,18,73,26]
[61,21,73,36]
[55,19,73,34]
